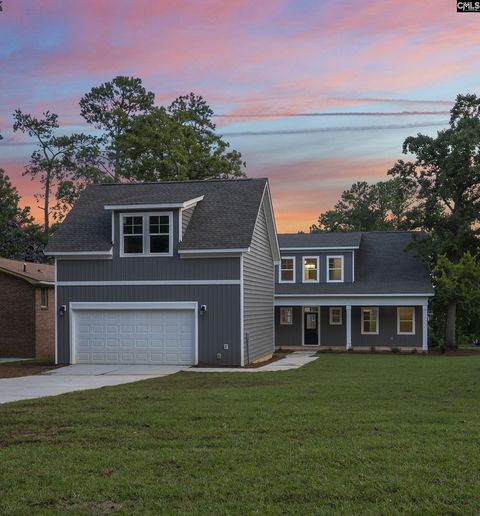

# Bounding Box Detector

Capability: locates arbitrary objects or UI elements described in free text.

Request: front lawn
[1,355,479,514]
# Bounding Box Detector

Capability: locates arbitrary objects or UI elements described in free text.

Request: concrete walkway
[0,365,187,404]
[190,351,318,372]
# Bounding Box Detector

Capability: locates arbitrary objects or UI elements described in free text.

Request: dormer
[104,196,203,258]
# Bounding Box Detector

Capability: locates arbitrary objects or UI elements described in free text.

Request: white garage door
[74,309,195,365]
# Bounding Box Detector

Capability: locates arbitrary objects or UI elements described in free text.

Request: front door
[304,310,319,345]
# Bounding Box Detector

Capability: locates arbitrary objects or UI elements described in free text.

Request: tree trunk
[445,302,457,348]
[43,171,50,236]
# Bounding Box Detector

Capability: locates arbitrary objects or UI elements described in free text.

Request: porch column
[422,304,428,352]
[346,305,352,350]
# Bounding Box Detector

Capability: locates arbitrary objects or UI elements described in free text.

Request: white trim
[397,306,416,335]
[179,208,183,243]
[54,258,58,365]
[302,306,321,346]
[240,254,245,366]
[329,306,343,325]
[57,279,241,287]
[44,250,113,257]
[111,212,114,245]
[263,183,281,263]
[279,307,293,325]
[352,251,355,283]
[120,212,173,258]
[104,196,204,211]
[275,296,430,307]
[361,307,379,335]
[280,246,359,251]
[179,248,250,255]
[279,256,296,283]
[275,293,434,298]
[422,305,428,351]
[326,255,344,283]
[346,305,352,349]
[69,301,198,366]
[302,256,319,283]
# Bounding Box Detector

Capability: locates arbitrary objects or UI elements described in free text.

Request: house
[0,257,55,360]
[45,178,433,366]
[275,232,434,350]
[45,179,279,366]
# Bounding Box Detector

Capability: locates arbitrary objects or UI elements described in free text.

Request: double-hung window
[327,256,344,282]
[397,307,415,335]
[329,307,342,325]
[121,212,172,256]
[361,307,379,335]
[280,307,293,325]
[280,257,295,283]
[303,257,319,283]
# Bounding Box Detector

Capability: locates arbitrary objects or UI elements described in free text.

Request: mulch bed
[0,362,60,379]
[428,348,480,356]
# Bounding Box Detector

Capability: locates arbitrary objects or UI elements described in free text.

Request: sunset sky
[1,0,479,232]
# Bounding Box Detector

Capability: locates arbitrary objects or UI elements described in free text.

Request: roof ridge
[89,178,266,187]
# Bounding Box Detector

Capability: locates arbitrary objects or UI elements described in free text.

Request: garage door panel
[74,308,195,365]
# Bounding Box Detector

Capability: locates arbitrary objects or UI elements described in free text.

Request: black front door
[304,311,318,345]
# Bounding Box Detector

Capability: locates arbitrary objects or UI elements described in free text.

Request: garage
[71,303,197,365]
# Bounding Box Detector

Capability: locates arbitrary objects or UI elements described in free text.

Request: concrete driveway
[0,364,188,404]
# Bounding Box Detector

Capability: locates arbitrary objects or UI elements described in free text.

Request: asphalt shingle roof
[46,179,268,253]
[276,232,433,295]
[0,257,54,284]
[278,232,362,248]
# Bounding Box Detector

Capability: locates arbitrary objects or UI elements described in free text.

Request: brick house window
[40,288,48,309]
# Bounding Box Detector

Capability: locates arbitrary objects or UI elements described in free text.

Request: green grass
[1,355,480,515]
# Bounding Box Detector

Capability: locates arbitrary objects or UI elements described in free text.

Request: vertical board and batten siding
[181,204,196,240]
[276,251,354,283]
[243,199,275,363]
[57,285,241,365]
[56,208,243,366]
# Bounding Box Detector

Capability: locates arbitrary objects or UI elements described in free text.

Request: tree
[311,178,416,232]
[432,253,480,347]
[117,93,245,181]
[79,76,155,180]
[389,94,480,346]
[13,110,103,233]
[0,169,43,261]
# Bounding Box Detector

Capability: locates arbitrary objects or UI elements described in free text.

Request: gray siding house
[46,179,279,366]
[46,178,434,366]
[275,232,434,350]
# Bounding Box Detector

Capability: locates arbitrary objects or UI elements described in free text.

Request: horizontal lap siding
[243,201,275,363]
[57,284,241,365]
[320,306,346,347]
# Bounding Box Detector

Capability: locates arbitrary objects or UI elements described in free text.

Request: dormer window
[327,256,344,282]
[120,212,173,257]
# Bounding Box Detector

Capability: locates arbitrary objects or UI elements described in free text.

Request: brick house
[0,257,55,360]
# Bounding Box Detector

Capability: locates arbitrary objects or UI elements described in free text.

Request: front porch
[275,300,429,351]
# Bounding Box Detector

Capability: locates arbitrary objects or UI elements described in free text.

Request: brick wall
[35,286,55,360]
[0,272,35,357]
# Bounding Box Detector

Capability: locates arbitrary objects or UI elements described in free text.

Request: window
[361,307,379,334]
[121,212,172,256]
[327,256,344,282]
[280,307,293,325]
[123,215,144,254]
[303,257,319,282]
[329,307,342,325]
[40,288,48,309]
[398,307,415,335]
[149,215,170,254]
[280,257,295,283]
